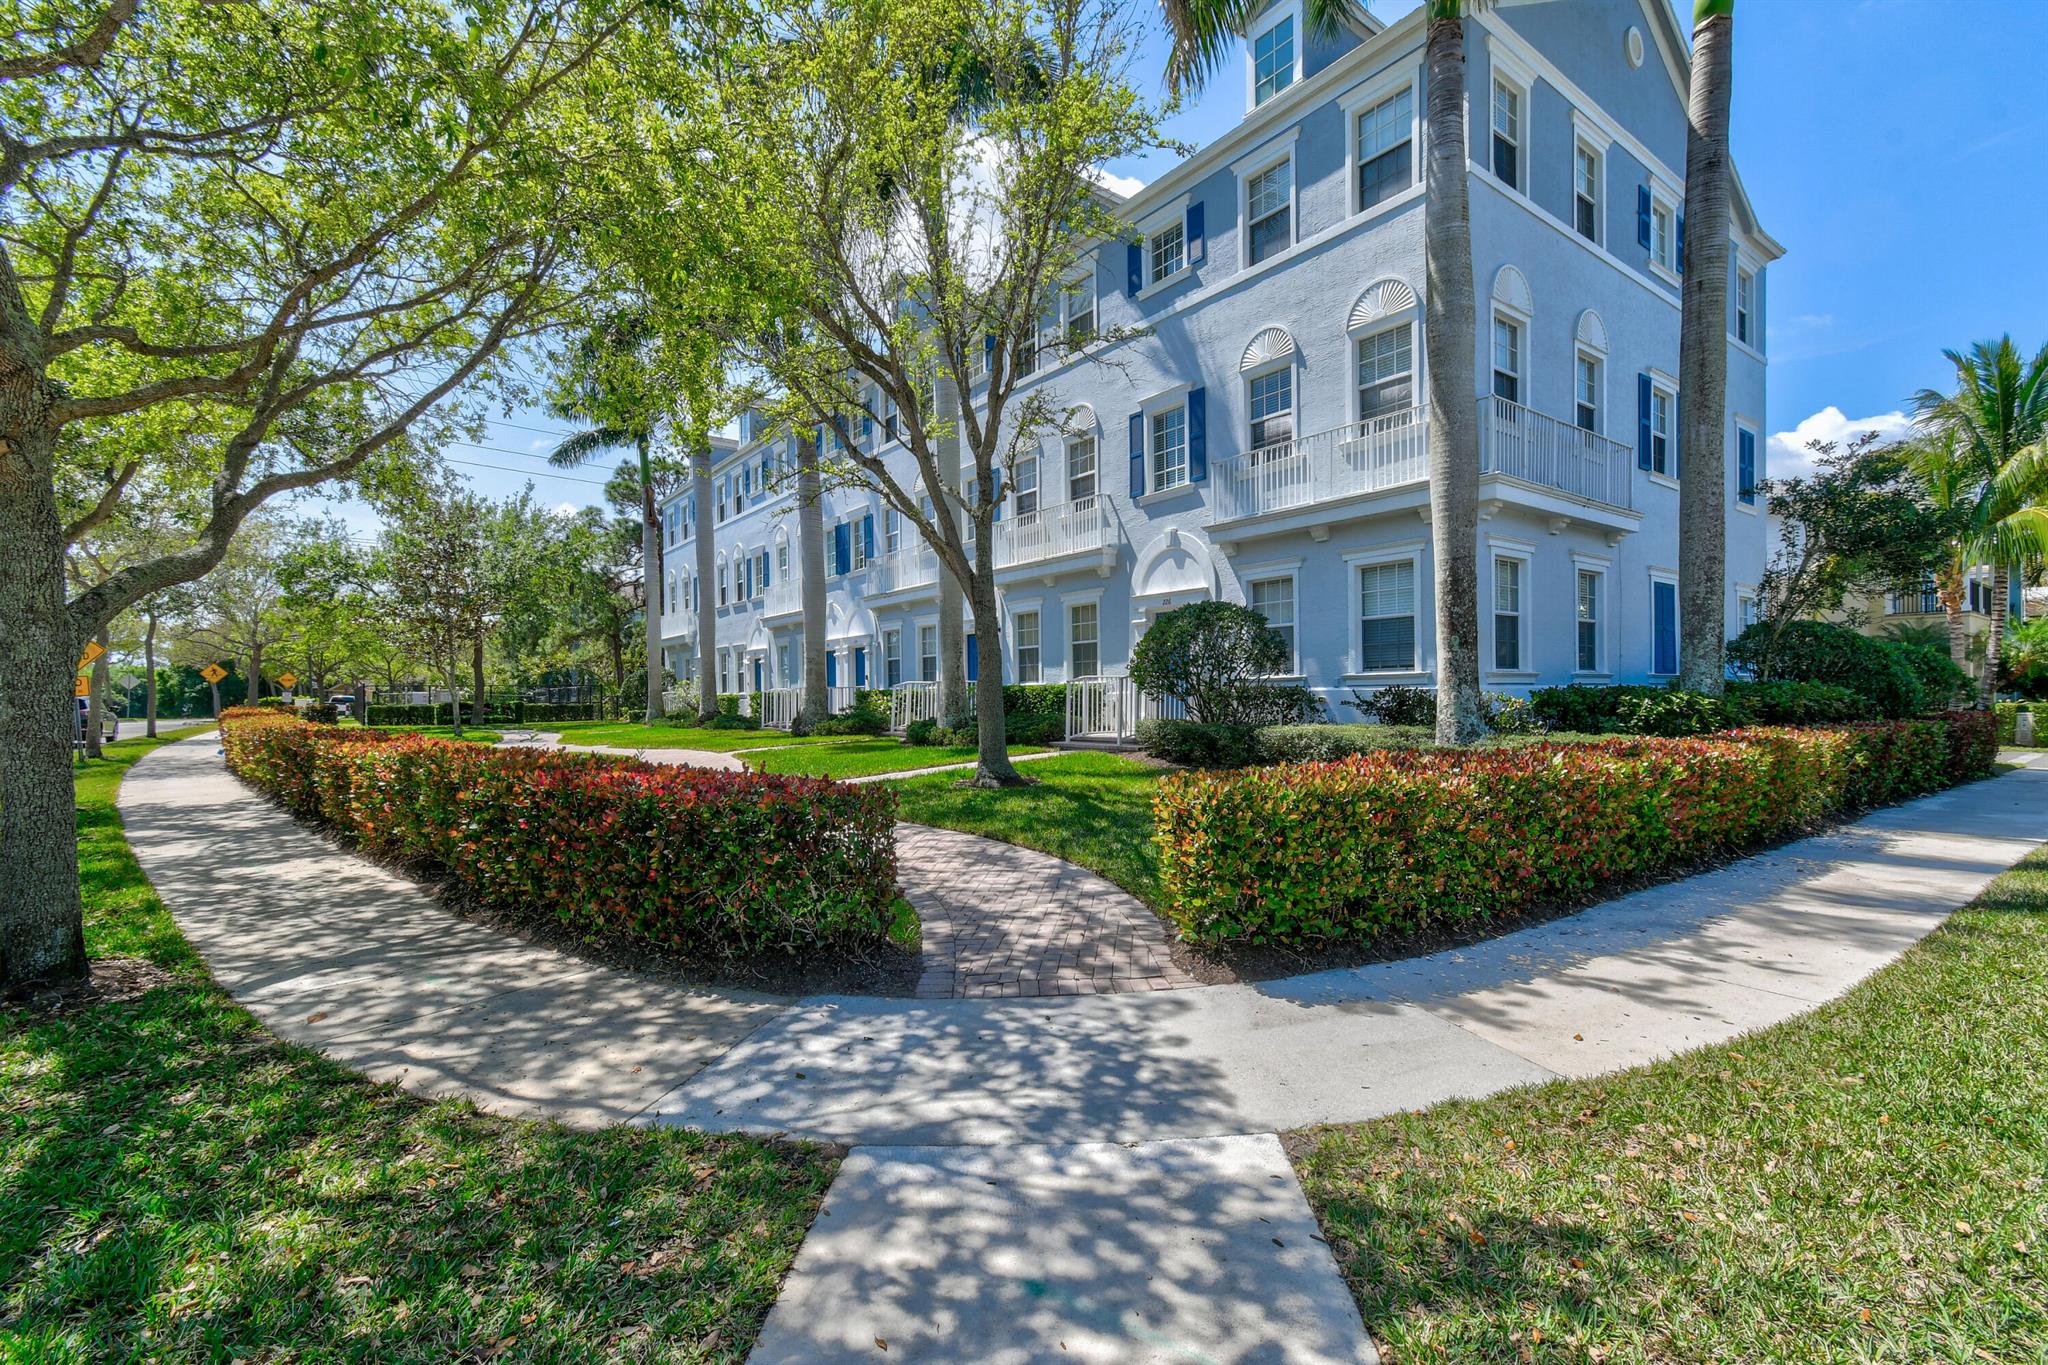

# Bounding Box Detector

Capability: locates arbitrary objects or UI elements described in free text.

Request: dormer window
[1251,13,1295,106]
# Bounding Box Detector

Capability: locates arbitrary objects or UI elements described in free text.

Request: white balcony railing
[1478,395,1635,511]
[867,545,939,596]
[1063,676,1185,746]
[1208,408,1428,524]
[763,577,800,618]
[763,686,800,730]
[889,680,941,732]
[663,608,697,640]
[994,496,1119,570]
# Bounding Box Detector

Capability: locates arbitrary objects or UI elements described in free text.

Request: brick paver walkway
[896,823,1200,999]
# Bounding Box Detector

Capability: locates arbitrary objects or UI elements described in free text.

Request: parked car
[328,693,356,717]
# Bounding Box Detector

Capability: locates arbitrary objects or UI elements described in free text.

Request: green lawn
[1,729,836,1361]
[746,740,1048,780]
[1290,844,2048,1363]
[885,751,1172,904]
[345,722,500,743]
[540,720,844,752]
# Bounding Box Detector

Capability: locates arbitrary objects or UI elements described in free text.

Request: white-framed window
[664,567,676,614]
[1491,314,1522,404]
[1067,435,1097,504]
[1149,220,1185,285]
[715,476,729,523]
[1492,555,1525,672]
[1063,274,1096,347]
[1357,321,1414,420]
[1069,601,1100,678]
[1576,568,1602,673]
[1575,351,1601,432]
[1150,405,1188,492]
[718,557,729,606]
[1736,267,1756,346]
[1247,367,1294,451]
[1490,76,1521,190]
[1738,590,1759,633]
[1651,573,1680,677]
[1355,86,1414,212]
[1574,139,1601,242]
[1650,381,1675,478]
[1651,197,1676,273]
[884,508,902,554]
[1014,610,1041,683]
[1251,12,1295,106]
[881,629,902,687]
[849,514,869,571]
[718,650,731,694]
[1249,575,1297,673]
[1357,558,1417,672]
[917,623,938,682]
[1013,455,1040,520]
[1245,157,1293,266]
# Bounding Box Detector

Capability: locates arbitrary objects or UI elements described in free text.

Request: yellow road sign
[200,663,228,685]
[276,672,298,690]
[75,675,92,698]
[77,640,105,670]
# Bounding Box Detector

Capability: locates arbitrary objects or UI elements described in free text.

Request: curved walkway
[494,729,1192,999]
[119,735,2048,1364]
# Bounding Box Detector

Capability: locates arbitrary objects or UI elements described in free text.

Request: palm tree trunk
[798,431,829,723]
[935,375,969,727]
[1676,1,1734,695]
[1984,564,2009,708]
[692,445,718,723]
[638,434,665,723]
[143,608,158,738]
[1941,570,1969,709]
[1423,9,1483,745]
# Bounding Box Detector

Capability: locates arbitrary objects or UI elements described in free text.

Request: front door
[854,646,868,687]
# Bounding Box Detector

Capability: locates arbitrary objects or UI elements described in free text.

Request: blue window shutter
[855,647,867,687]
[1128,411,1145,497]
[862,411,872,442]
[1653,581,1678,675]
[760,548,771,587]
[826,651,837,687]
[1676,211,1686,273]
[785,434,796,465]
[1127,242,1143,296]
[833,522,849,575]
[1636,185,1651,249]
[966,633,978,682]
[862,512,875,559]
[991,466,1003,520]
[984,334,997,371]
[1636,373,1653,471]
[1186,202,1205,264]
[1187,387,1208,482]
[1738,429,1756,503]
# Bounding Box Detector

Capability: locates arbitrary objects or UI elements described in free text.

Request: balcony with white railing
[662,607,697,641]
[995,497,1120,577]
[1208,408,1429,529]
[866,544,940,598]
[1478,395,1634,512]
[763,576,801,620]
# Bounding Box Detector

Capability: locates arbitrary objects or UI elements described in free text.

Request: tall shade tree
[0,0,661,992]
[633,0,1162,785]
[1162,0,1488,742]
[1676,0,1735,694]
[1911,338,2048,704]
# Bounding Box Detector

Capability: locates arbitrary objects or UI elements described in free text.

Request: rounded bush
[1727,620,1924,717]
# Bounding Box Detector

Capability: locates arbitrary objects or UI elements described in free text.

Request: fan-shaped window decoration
[1239,326,1298,374]
[1491,264,1533,317]
[1575,308,1609,355]
[1348,277,1417,331]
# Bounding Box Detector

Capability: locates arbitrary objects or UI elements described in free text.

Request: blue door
[753,658,764,692]
[854,647,868,687]
[965,633,978,682]
[825,651,838,687]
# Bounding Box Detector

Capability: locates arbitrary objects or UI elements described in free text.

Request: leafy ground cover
[885,751,1172,904]
[0,729,837,1361]
[1290,843,2048,1363]
[745,740,1048,780]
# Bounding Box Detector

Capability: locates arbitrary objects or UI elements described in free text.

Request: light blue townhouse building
[655,0,1782,736]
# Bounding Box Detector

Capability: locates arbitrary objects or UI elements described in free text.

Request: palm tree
[1676,0,1734,695]
[1160,0,1487,742]
[1909,431,2048,708]
[1914,337,2048,704]
[547,316,674,724]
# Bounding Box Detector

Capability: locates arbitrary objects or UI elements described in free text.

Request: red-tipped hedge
[222,712,899,955]
[1154,714,1998,946]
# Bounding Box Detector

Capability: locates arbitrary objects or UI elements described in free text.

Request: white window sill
[1135,481,1199,507]
[1730,336,1766,364]
[1340,669,1427,683]
[1571,670,1613,682]
[1485,670,1539,683]
[1648,471,1680,491]
[1734,499,1759,516]
[1136,268,1193,302]
[1647,259,1681,288]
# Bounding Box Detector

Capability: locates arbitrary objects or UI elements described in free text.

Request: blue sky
[368,0,2048,526]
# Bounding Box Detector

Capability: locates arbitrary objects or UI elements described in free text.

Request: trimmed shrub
[1724,680,1866,726]
[1995,701,2048,746]
[1728,620,1923,717]
[1608,689,1738,738]
[253,696,290,709]
[1128,601,1295,725]
[1254,724,1436,764]
[1885,640,1971,711]
[1136,719,1262,768]
[903,717,940,746]
[1154,714,1997,946]
[221,713,898,955]
[1483,692,1542,736]
[813,696,888,736]
[302,702,340,725]
[1002,683,1067,739]
[1351,684,1435,728]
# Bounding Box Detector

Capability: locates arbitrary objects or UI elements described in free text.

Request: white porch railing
[995,497,1119,570]
[827,684,858,715]
[663,607,697,639]
[1063,676,1186,746]
[1209,408,1429,523]
[889,681,941,732]
[763,686,800,730]
[868,546,939,596]
[763,578,800,618]
[1478,395,1635,510]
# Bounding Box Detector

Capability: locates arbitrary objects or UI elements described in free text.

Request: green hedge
[1996,701,2048,746]
[220,709,898,956]
[1154,715,1998,947]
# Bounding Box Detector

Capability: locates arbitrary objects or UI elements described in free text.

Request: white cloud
[551,500,581,517]
[1767,405,1915,480]
[1088,167,1147,199]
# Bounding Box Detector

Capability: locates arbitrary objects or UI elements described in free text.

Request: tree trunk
[1942,579,1969,709]
[144,609,159,738]
[84,626,110,758]
[249,642,264,702]
[1983,564,2009,709]
[639,434,665,723]
[472,634,487,722]
[1423,15,1484,746]
[691,446,718,723]
[798,431,829,724]
[446,651,464,736]
[1676,5,1734,695]
[935,375,969,727]
[0,418,89,992]
[965,544,1023,786]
